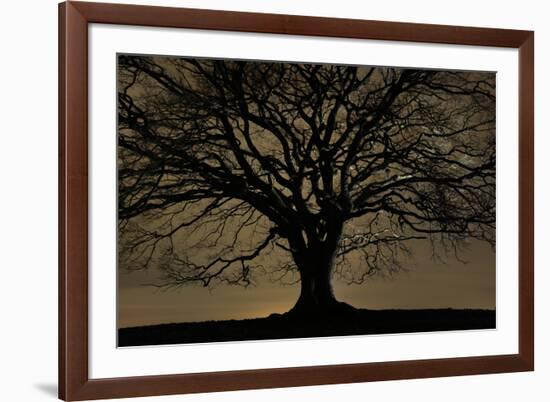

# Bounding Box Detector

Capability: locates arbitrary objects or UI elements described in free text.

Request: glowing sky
[118,239,494,328]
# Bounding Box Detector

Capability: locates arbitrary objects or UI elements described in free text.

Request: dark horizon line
[118,306,497,330]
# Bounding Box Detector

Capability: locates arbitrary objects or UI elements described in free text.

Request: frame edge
[59,1,90,400]
[58,1,535,400]
[58,2,67,398]
[518,31,535,372]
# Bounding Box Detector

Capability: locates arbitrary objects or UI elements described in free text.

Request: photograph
[117,55,497,347]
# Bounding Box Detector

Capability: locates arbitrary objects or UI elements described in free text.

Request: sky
[118,239,495,328]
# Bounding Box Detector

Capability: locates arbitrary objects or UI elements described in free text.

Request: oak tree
[118,56,495,315]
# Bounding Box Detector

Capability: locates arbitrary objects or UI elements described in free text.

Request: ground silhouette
[118,307,495,347]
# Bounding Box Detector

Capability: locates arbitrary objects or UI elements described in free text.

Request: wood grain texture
[518,33,535,370]
[59,2,89,400]
[58,1,534,400]
[73,1,531,47]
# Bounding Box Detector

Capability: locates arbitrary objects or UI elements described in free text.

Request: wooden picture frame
[59,1,534,400]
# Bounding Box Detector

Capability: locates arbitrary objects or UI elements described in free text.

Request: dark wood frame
[59,1,534,400]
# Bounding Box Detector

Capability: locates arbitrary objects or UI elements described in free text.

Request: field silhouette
[118,308,495,347]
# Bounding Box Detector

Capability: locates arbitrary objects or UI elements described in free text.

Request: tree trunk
[287,242,354,317]
[292,255,336,313]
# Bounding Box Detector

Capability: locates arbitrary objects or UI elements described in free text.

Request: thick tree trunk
[287,242,355,317]
[282,216,355,318]
[292,256,337,314]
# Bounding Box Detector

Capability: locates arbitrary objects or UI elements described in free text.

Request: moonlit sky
[118,239,494,328]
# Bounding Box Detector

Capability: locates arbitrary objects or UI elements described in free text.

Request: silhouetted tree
[118,55,495,316]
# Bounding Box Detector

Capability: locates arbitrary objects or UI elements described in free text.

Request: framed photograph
[59,1,534,400]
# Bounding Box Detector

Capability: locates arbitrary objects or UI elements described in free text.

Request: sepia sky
[117,56,496,329]
[118,239,494,328]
